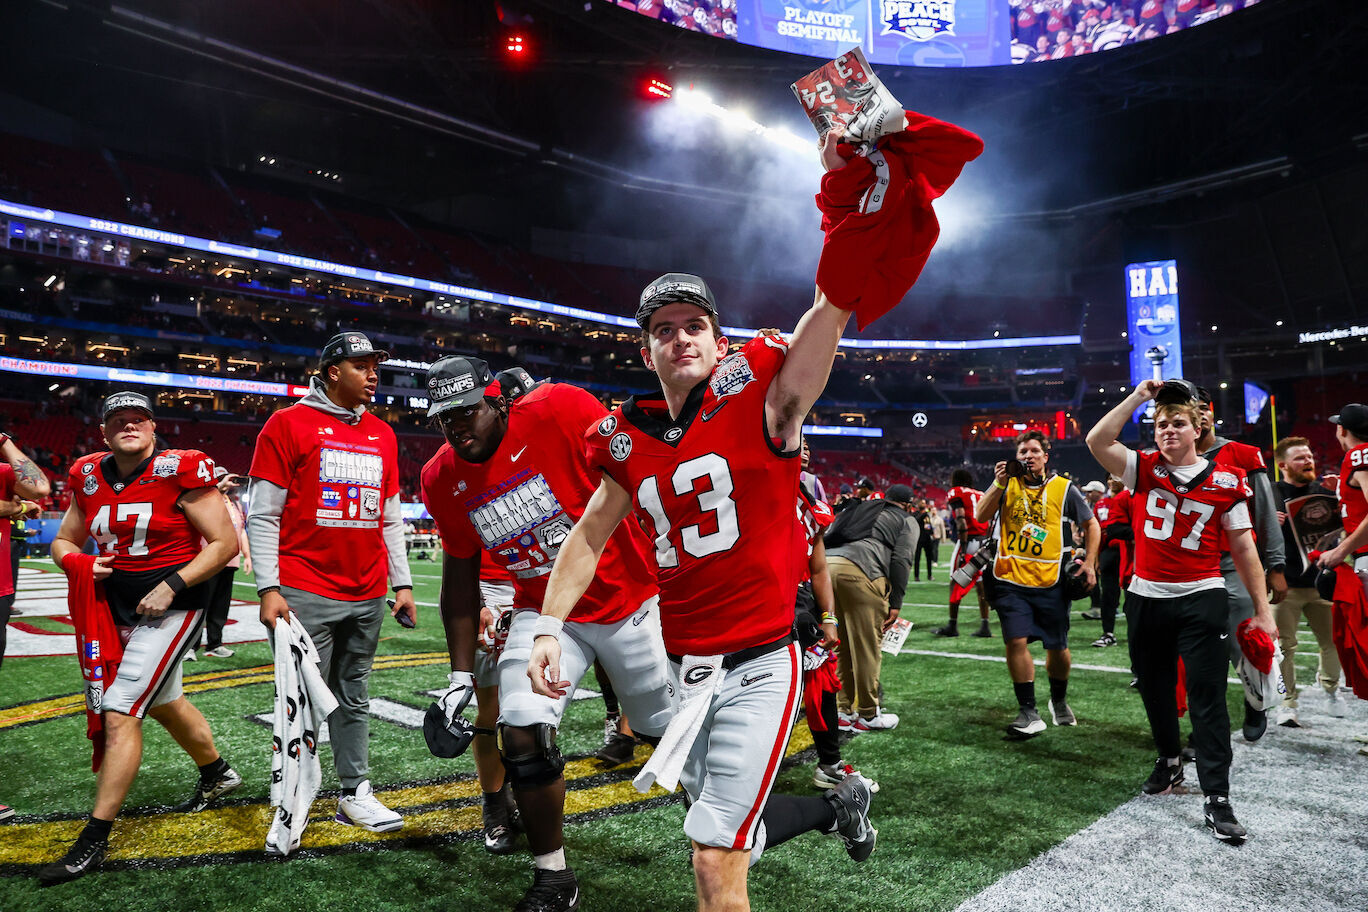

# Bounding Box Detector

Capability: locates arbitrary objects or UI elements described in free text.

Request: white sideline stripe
[901,647,1244,685]
[951,687,1368,912]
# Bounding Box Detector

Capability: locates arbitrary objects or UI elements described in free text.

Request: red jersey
[1131,451,1252,586]
[70,449,217,571]
[588,335,802,655]
[421,383,655,625]
[1338,443,1368,555]
[1094,490,1132,530]
[0,464,13,598]
[947,485,989,538]
[250,401,400,600]
[795,486,834,583]
[1207,439,1266,553]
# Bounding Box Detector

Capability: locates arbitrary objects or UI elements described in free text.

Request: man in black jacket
[827,484,918,733]
[1271,436,1344,727]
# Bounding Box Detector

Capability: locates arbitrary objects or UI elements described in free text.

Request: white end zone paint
[5,565,269,657]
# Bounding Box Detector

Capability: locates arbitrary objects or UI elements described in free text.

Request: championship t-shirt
[947,485,989,538]
[70,449,217,571]
[250,403,399,600]
[421,383,655,625]
[1339,443,1368,555]
[1124,450,1252,597]
[0,464,13,598]
[587,335,803,655]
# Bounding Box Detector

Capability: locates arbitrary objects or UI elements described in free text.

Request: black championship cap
[426,355,499,417]
[856,477,874,490]
[422,703,474,759]
[1154,378,1200,407]
[496,367,537,401]
[1330,403,1368,437]
[636,273,718,330]
[320,332,389,368]
[101,391,155,422]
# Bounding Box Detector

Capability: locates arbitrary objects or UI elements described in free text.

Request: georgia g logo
[879,0,956,41]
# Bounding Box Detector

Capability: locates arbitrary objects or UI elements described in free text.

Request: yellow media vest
[993,475,1071,589]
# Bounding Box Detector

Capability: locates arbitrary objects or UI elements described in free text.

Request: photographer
[975,431,1098,739]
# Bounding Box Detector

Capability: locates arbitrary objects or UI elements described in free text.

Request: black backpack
[823,499,902,549]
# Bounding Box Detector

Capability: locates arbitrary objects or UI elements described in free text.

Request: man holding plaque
[1272,437,1344,726]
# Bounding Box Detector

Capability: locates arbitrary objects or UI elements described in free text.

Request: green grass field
[0,556,1325,912]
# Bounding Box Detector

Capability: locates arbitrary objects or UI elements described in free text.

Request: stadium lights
[674,86,810,155]
[644,78,673,101]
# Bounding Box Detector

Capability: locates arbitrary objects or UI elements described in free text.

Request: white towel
[266,616,338,857]
[633,654,724,794]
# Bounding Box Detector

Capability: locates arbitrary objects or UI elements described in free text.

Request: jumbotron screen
[610,1,1259,67]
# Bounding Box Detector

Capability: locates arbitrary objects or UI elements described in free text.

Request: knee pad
[498,723,564,789]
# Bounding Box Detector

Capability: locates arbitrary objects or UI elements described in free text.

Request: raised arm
[1086,380,1163,479]
[1,436,50,499]
[765,289,853,448]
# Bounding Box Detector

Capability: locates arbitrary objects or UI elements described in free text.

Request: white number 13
[637,453,740,569]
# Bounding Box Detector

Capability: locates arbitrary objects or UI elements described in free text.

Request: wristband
[393,585,413,593]
[165,572,187,595]
[258,585,281,597]
[994,480,1007,491]
[532,614,564,639]
[820,614,837,625]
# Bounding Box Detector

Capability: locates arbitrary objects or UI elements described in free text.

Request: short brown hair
[1014,430,1050,452]
[639,312,723,348]
[1153,401,1201,426]
[1274,436,1310,462]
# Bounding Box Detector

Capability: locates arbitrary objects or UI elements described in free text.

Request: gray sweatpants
[276,586,385,789]
[1220,554,1255,668]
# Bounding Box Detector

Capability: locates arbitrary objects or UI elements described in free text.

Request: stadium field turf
[1,556,1359,911]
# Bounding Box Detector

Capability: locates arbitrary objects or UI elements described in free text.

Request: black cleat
[1204,795,1247,844]
[38,836,107,887]
[595,733,637,767]
[825,772,877,862]
[1141,758,1184,796]
[482,787,522,856]
[933,625,959,637]
[1242,700,1267,743]
[514,867,581,912]
[173,766,243,812]
[972,622,992,638]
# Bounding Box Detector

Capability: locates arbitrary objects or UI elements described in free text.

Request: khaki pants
[1273,586,1341,707]
[829,557,890,719]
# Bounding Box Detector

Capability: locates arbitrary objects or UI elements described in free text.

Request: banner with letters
[1125,260,1183,423]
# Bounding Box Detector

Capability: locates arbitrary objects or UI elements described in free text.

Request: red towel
[63,554,123,771]
[1236,618,1276,675]
[1329,563,1368,700]
[802,650,842,732]
[816,111,984,330]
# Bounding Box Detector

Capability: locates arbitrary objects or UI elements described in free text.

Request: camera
[1005,459,1027,479]
[951,540,996,588]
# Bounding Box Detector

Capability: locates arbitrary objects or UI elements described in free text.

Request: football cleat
[595,733,637,767]
[813,762,880,794]
[38,836,108,887]
[1049,700,1077,727]
[173,766,243,813]
[514,867,581,912]
[0,803,14,822]
[1091,633,1117,648]
[482,788,522,856]
[933,625,959,637]
[335,781,403,833]
[1141,758,1184,796]
[1242,700,1268,743]
[825,772,877,862]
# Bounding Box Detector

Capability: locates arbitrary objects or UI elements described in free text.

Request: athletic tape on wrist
[532,614,563,639]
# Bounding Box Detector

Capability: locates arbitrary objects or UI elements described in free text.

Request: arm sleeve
[1122,449,1140,492]
[886,511,915,612]
[1249,470,1285,569]
[382,493,411,589]
[245,479,288,592]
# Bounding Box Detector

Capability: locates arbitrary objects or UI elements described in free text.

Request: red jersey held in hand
[1131,451,1252,585]
[250,403,399,601]
[588,335,802,655]
[1338,443,1368,555]
[421,383,656,625]
[69,449,217,571]
[947,485,989,538]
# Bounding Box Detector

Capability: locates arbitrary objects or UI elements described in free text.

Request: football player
[249,332,415,843]
[1087,380,1277,845]
[527,137,883,912]
[1319,403,1368,600]
[420,355,673,912]
[936,468,993,638]
[1193,386,1287,741]
[41,392,240,885]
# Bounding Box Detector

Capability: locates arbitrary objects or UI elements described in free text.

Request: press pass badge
[1022,524,1048,544]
